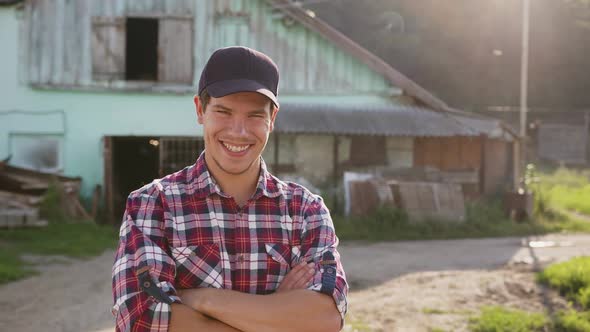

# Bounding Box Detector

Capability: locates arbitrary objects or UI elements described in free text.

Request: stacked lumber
[0,161,90,228]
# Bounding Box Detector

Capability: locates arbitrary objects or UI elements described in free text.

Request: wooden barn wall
[483,139,512,194]
[413,137,482,171]
[21,0,391,94]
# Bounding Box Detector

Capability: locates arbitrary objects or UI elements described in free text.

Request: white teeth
[223,142,249,152]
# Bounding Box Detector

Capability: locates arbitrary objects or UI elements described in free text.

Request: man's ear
[194,95,204,125]
[269,106,279,132]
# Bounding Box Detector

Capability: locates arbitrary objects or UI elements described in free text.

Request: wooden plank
[17,3,29,84]
[91,16,126,81]
[158,17,194,84]
[103,136,115,224]
[28,0,41,84]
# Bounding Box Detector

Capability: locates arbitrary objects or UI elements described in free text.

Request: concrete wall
[263,134,415,187]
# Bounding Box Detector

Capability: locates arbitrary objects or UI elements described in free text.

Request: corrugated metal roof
[274,103,509,138]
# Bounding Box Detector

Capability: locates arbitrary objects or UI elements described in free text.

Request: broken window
[10,135,63,173]
[91,16,193,84]
[159,137,205,176]
[126,18,159,81]
[348,136,387,167]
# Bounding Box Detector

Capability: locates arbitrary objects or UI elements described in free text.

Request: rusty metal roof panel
[274,103,504,137]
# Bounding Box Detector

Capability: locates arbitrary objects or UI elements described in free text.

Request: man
[112,46,348,332]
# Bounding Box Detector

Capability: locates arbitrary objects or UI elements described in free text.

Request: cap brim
[206,79,279,108]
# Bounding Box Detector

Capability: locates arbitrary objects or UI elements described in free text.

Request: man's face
[196,92,277,177]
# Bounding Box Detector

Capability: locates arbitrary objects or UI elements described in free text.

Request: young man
[112,46,348,332]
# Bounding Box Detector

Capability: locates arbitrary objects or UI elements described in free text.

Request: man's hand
[276,262,315,293]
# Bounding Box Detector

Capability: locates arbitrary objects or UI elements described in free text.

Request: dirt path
[2,234,590,332]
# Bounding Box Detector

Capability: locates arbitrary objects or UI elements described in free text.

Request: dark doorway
[126,18,159,81]
[111,137,160,222]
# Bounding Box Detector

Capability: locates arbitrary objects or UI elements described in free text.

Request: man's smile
[221,141,252,154]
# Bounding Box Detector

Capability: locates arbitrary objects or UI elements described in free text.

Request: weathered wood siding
[21,0,391,94]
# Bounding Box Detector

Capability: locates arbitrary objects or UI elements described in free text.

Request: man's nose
[230,117,248,136]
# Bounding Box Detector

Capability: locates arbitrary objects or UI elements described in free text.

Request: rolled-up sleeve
[299,194,348,319]
[112,186,180,332]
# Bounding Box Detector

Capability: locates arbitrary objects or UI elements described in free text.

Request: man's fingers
[290,267,315,289]
[283,263,314,287]
[277,262,315,292]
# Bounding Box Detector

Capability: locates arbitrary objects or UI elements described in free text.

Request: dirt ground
[2,233,590,332]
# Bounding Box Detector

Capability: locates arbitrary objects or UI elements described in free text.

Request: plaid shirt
[111,152,348,332]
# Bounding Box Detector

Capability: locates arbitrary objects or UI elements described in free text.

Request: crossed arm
[169,262,342,332]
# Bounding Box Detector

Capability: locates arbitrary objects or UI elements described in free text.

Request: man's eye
[216,110,230,115]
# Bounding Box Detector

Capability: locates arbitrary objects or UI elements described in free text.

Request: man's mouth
[221,141,251,153]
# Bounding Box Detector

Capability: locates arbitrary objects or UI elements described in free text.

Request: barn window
[348,136,387,167]
[10,134,63,173]
[126,18,158,81]
[91,16,194,84]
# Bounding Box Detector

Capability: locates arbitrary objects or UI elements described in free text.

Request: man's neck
[205,155,261,207]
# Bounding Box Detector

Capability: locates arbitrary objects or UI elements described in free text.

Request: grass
[469,306,549,332]
[554,310,590,332]
[535,167,590,216]
[422,307,473,316]
[537,257,590,308]
[332,201,590,242]
[536,256,590,331]
[343,318,373,332]
[331,165,590,242]
[0,221,118,284]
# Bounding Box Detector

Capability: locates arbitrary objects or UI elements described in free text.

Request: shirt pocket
[265,243,292,293]
[171,243,223,289]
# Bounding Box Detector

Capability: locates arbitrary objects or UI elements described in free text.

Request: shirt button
[237,254,244,262]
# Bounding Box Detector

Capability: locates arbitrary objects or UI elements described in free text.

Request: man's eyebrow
[210,104,232,111]
[249,109,268,115]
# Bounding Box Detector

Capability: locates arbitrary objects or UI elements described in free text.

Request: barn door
[103,136,115,224]
[91,17,126,81]
[158,18,193,84]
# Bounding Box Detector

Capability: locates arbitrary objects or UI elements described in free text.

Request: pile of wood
[344,168,470,221]
[0,161,90,228]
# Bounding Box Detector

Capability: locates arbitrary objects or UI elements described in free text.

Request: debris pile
[0,161,90,228]
[344,167,477,221]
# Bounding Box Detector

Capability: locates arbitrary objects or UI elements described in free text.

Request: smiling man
[111,46,348,332]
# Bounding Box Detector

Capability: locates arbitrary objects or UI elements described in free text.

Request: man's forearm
[181,289,341,332]
[169,303,242,332]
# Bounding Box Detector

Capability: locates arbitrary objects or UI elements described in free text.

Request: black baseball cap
[198,46,280,107]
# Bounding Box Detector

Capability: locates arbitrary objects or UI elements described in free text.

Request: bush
[38,183,67,222]
[469,306,548,332]
[538,257,590,308]
[554,310,590,332]
[536,167,590,215]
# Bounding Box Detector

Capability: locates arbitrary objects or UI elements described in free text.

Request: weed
[469,306,549,332]
[0,221,118,284]
[554,310,590,332]
[538,257,590,309]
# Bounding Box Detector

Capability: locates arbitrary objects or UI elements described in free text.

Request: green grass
[331,165,590,242]
[537,257,590,331]
[0,221,118,284]
[344,318,373,332]
[469,306,549,332]
[536,168,590,216]
[554,310,590,332]
[333,201,590,242]
[423,307,447,315]
[538,257,590,309]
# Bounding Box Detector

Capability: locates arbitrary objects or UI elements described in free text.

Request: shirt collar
[191,151,282,200]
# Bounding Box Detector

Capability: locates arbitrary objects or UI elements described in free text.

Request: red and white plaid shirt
[111,152,348,331]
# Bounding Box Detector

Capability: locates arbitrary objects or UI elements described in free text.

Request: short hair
[199,89,211,111]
